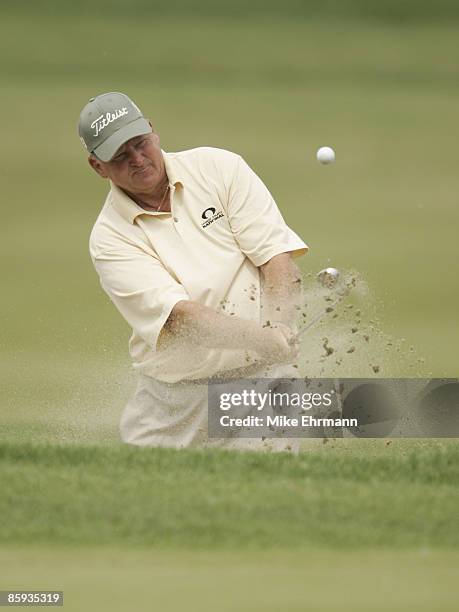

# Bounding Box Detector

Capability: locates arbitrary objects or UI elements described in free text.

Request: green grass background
[1,440,459,611]
[1,2,459,610]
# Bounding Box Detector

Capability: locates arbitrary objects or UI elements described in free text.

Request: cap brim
[93,117,152,162]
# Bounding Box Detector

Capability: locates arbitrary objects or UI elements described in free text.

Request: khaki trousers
[120,365,300,453]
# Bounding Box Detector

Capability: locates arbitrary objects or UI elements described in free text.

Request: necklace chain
[135,180,170,213]
[156,182,170,213]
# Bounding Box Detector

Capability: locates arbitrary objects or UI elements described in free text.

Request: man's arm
[92,239,299,366]
[259,253,303,332]
[159,253,303,365]
[159,300,297,365]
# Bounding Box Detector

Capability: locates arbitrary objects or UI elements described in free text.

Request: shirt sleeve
[93,245,190,351]
[225,155,308,267]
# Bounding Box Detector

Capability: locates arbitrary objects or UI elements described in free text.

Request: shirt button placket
[170,185,181,232]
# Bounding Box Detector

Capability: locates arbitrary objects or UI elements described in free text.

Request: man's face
[89,129,165,194]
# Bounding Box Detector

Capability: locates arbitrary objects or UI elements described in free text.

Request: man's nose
[128,149,144,166]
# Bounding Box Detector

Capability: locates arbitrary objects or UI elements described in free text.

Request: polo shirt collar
[110,150,184,224]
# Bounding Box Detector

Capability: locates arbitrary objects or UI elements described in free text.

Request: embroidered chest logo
[201,207,224,228]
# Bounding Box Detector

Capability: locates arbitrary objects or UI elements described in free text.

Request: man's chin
[131,174,156,191]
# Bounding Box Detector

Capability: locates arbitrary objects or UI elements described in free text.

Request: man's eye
[114,154,126,162]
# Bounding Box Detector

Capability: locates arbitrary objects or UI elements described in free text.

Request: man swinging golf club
[78,91,308,450]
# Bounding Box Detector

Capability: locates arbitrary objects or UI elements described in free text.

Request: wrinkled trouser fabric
[120,365,300,453]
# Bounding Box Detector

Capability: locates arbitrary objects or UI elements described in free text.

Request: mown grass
[5,0,459,22]
[1,441,458,549]
[2,547,459,612]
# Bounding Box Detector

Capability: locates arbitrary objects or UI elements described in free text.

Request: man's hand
[255,323,299,365]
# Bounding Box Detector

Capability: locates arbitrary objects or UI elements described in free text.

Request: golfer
[78,92,308,450]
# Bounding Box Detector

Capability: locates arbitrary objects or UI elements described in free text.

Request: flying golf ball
[317,267,340,288]
[316,146,335,165]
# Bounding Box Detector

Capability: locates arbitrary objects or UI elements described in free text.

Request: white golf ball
[316,146,335,165]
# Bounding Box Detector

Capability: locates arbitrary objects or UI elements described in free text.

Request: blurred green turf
[5,0,459,22]
[1,440,458,548]
[1,440,459,611]
[2,547,459,612]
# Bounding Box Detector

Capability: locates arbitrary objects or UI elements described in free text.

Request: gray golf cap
[78,92,152,161]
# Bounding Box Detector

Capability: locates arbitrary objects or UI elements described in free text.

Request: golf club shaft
[297,290,350,338]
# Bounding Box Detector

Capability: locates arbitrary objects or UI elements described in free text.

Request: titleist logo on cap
[91,107,129,137]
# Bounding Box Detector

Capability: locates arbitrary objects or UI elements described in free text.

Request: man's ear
[88,155,109,178]
[146,120,160,146]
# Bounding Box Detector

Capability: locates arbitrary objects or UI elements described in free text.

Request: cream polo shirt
[89,147,308,383]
